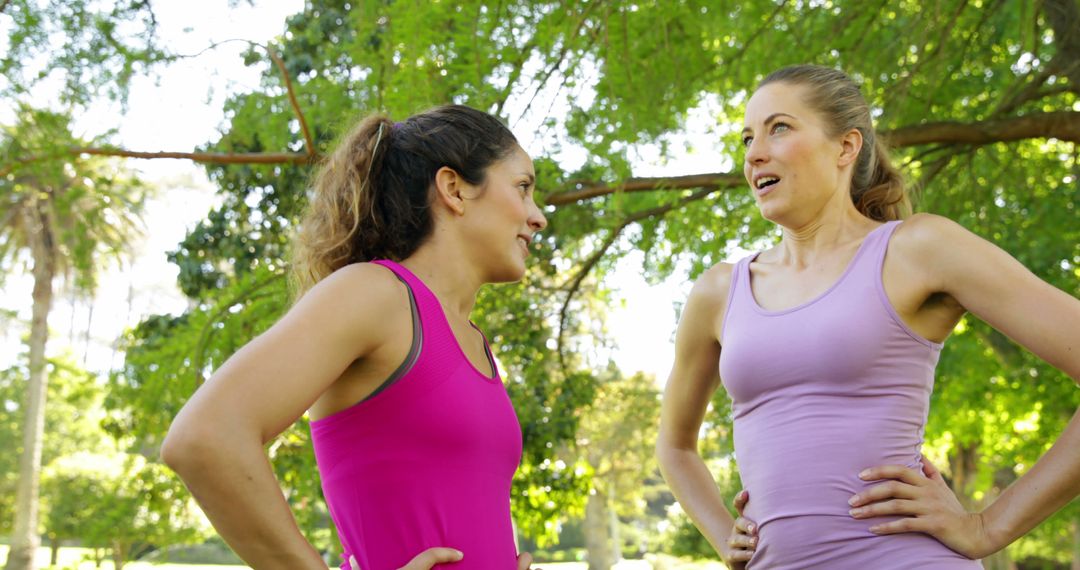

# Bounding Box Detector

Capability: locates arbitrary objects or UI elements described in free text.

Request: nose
[528,200,548,232]
[745,136,768,166]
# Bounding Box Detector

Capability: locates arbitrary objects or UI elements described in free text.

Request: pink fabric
[311,260,522,569]
[719,221,979,569]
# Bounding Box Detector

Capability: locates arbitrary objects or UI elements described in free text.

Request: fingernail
[858,470,870,479]
[848,495,859,506]
[849,508,864,517]
[869,525,881,533]
[748,523,756,534]
[453,550,464,559]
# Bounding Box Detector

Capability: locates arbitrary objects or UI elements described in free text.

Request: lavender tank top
[719,221,980,568]
[310,260,522,570]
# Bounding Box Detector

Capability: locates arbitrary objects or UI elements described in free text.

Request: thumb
[733,489,750,515]
[517,551,533,570]
[401,548,464,570]
[920,454,945,482]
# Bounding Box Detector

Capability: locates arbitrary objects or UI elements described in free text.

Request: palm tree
[1,106,148,570]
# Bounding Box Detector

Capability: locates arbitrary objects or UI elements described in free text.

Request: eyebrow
[741,112,797,135]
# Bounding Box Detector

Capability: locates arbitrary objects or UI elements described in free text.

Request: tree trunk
[5,206,56,570]
[608,488,621,563]
[584,490,615,570]
[1071,515,1079,570]
[111,540,125,570]
[48,535,59,567]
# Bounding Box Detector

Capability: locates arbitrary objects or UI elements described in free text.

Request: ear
[838,128,862,168]
[433,166,467,216]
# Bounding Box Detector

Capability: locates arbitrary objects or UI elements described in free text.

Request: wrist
[973,509,1010,559]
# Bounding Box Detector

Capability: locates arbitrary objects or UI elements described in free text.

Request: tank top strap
[720,253,759,342]
[370,259,444,342]
[857,220,903,280]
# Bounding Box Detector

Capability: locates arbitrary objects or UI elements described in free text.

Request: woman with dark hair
[163,105,546,570]
[656,65,1080,569]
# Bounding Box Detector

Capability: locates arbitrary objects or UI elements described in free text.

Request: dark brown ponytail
[290,105,519,297]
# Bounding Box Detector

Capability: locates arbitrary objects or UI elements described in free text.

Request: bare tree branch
[544,111,1080,205]
[884,111,1080,146]
[546,173,743,205]
[555,187,716,373]
[265,44,315,158]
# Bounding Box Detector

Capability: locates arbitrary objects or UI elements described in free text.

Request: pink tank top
[719,221,979,568]
[310,260,522,569]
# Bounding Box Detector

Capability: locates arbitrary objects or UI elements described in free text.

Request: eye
[771,122,790,134]
[741,135,753,147]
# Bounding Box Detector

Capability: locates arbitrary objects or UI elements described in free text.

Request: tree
[575,370,662,569]
[0,107,149,570]
[5,0,1079,562]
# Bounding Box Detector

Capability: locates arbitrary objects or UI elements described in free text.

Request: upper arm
[906,213,1080,381]
[659,263,733,450]
[168,263,407,445]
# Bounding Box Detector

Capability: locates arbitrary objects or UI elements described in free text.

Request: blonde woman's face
[741,82,848,224]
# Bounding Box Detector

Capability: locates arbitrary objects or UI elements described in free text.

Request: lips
[752,173,781,196]
[516,234,531,257]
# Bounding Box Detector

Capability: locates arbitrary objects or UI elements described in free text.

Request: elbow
[161,415,213,475]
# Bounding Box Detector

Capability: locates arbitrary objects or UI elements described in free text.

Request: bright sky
[0,1,749,383]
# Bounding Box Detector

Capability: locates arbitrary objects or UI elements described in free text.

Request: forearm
[657,443,736,554]
[164,432,326,570]
[980,406,1080,553]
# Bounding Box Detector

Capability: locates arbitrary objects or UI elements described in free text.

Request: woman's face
[464,145,548,282]
[741,82,850,225]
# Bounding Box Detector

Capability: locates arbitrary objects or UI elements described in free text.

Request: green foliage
[0,105,150,291]
[9,0,1074,562]
[0,0,165,107]
[0,354,109,535]
[43,453,208,566]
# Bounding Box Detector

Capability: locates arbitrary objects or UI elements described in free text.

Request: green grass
[1,545,722,569]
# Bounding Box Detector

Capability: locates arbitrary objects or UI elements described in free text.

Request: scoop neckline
[747,223,888,316]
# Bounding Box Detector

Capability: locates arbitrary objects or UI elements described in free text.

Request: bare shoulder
[889,213,981,289]
[890,212,968,255]
[289,262,411,343]
[677,261,737,345]
[688,261,736,308]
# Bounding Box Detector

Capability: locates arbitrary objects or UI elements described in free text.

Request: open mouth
[754,175,780,190]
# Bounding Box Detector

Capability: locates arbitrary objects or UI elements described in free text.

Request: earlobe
[434,166,466,216]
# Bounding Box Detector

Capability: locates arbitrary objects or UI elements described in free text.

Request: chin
[489,261,526,283]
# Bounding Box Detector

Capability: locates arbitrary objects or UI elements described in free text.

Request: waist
[328,472,516,570]
[734,417,925,524]
[747,515,979,570]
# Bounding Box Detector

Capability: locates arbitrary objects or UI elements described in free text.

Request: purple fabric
[311,259,522,570]
[719,221,980,569]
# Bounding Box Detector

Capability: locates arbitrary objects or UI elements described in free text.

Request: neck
[775,191,878,268]
[400,236,483,321]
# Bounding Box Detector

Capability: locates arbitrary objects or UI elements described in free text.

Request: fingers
[849,498,921,519]
[351,555,360,570]
[516,552,533,570]
[733,489,750,516]
[401,548,464,570]
[733,516,757,536]
[849,479,919,508]
[728,527,758,550]
[858,464,926,486]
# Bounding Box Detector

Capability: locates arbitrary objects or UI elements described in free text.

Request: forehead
[489,145,534,176]
[743,82,812,126]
